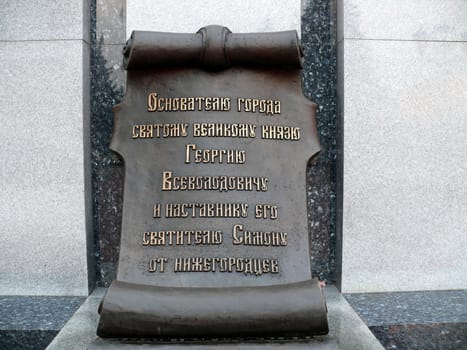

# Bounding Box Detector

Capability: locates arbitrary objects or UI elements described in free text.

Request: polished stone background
[90,0,126,286]
[90,0,339,287]
[302,0,338,284]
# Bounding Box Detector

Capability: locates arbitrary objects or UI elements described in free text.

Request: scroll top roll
[123,25,303,71]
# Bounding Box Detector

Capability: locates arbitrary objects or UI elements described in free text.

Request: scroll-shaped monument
[96,25,329,340]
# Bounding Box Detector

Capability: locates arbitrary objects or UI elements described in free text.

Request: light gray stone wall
[338,1,467,292]
[126,0,301,36]
[0,1,91,295]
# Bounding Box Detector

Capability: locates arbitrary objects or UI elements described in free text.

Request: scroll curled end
[97,279,328,338]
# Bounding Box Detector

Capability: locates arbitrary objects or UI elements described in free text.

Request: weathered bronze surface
[96,25,329,340]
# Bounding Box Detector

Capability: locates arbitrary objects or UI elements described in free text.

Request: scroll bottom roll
[97,279,328,338]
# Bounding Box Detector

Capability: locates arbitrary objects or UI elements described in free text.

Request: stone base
[88,338,338,349]
[46,286,384,350]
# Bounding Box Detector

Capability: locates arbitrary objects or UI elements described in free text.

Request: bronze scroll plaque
[97,26,328,338]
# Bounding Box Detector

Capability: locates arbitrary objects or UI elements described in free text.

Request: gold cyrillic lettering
[271,260,279,273]
[162,171,172,190]
[153,204,161,218]
[148,93,157,111]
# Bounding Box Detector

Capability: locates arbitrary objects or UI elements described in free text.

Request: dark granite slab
[0,296,85,350]
[0,330,58,350]
[370,323,467,350]
[302,0,338,284]
[345,290,467,350]
[0,296,85,331]
[345,290,467,326]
